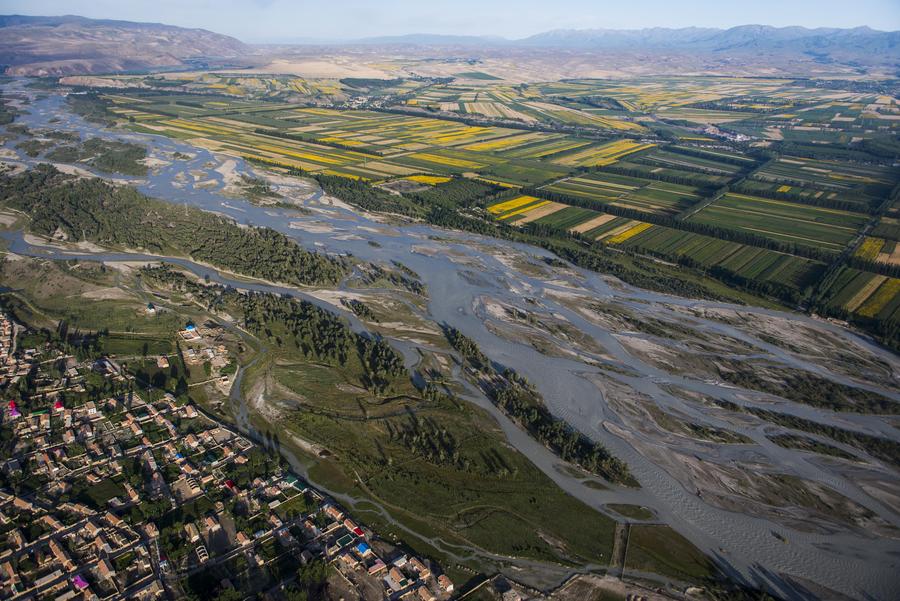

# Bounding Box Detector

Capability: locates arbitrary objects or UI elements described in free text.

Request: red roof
[353,527,364,537]
[54,400,64,409]
[224,479,235,489]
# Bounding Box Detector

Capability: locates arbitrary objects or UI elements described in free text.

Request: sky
[4,0,899,42]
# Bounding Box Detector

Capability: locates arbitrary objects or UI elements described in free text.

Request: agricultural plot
[687,193,867,252]
[872,216,900,242]
[820,267,900,321]
[545,172,703,215]
[612,161,732,188]
[636,149,743,176]
[551,140,656,168]
[752,156,898,201]
[614,225,825,292]
[854,237,900,266]
[487,195,548,220]
[479,161,568,187]
[520,101,646,132]
[497,135,594,160]
[486,197,605,232]
[654,107,750,123]
[530,206,602,230]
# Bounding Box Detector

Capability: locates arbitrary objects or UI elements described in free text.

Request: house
[204,516,220,532]
[185,523,200,542]
[49,539,75,571]
[339,552,358,569]
[96,558,115,581]
[367,559,386,575]
[409,557,431,579]
[417,586,436,601]
[389,567,407,587]
[157,356,169,369]
[196,545,209,563]
[437,574,453,592]
[323,504,344,521]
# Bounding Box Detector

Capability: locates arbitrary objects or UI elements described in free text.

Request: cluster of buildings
[0,311,456,600]
[0,313,33,390]
[176,322,234,394]
[322,503,453,601]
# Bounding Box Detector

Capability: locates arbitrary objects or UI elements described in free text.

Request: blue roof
[175,453,184,459]
[356,542,370,554]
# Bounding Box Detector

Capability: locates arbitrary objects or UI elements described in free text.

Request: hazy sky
[5,0,899,42]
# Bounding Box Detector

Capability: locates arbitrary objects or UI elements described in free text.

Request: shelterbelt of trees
[0,164,349,286]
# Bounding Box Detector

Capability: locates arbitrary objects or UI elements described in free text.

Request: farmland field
[96,73,900,351]
[819,267,900,321]
[545,172,703,215]
[687,193,867,252]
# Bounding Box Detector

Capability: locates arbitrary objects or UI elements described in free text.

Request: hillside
[0,14,249,76]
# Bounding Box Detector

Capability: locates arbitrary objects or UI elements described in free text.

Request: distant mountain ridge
[0,15,896,77]
[348,25,898,54]
[517,24,899,53]
[0,14,248,76]
[342,24,898,71]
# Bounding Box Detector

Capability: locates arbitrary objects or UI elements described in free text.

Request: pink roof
[72,575,89,589]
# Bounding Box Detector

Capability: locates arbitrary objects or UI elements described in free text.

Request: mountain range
[350,25,898,51]
[0,15,247,76]
[0,15,897,76]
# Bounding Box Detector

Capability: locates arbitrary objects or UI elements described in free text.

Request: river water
[2,81,898,600]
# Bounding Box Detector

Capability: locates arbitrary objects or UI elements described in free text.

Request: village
[0,311,455,601]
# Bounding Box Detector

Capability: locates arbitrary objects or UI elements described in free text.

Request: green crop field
[545,172,703,215]
[615,224,825,291]
[687,193,867,252]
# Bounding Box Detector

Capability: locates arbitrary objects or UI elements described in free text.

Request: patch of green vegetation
[445,326,634,485]
[455,72,502,80]
[606,504,655,520]
[15,139,54,157]
[767,434,856,460]
[716,400,899,466]
[626,525,715,583]
[0,165,349,286]
[717,361,899,414]
[46,137,148,176]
